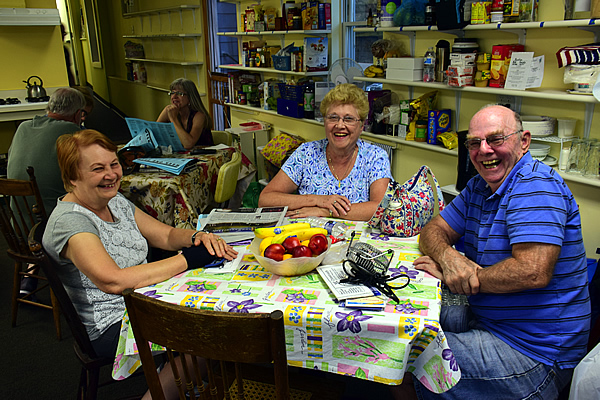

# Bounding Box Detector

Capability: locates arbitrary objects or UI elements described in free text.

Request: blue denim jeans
[414,305,573,400]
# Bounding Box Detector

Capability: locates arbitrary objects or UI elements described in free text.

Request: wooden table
[111,221,461,394]
[119,148,234,229]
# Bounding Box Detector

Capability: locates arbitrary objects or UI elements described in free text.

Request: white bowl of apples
[249,233,331,277]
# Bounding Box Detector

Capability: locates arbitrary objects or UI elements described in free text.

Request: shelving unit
[120,4,207,92]
[349,19,600,189]
[123,5,200,31]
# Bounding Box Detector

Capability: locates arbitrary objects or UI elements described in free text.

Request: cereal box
[428,109,452,144]
[490,44,525,88]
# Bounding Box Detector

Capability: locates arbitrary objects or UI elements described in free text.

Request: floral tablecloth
[119,149,234,229]
[112,223,461,393]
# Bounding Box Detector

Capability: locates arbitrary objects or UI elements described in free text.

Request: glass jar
[415,120,427,142]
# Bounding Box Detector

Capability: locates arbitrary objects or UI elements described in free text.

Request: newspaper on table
[316,264,377,301]
[125,117,185,152]
[133,157,197,175]
[198,207,287,244]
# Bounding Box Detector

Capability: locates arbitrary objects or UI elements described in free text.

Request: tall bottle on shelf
[423,47,436,83]
[305,217,348,240]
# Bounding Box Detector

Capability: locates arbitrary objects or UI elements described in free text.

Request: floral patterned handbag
[368,165,445,237]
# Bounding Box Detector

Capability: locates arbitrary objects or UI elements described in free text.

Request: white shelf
[353,18,600,33]
[123,5,200,18]
[218,29,331,36]
[107,76,206,96]
[0,8,60,26]
[126,58,203,66]
[123,33,202,38]
[219,64,328,76]
[355,77,598,104]
[229,103,324,125]
[361,132,458,156]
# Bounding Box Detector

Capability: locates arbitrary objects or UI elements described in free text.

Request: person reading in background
[43,130,236,399]
[157,78,213,149]
[405,105,590,400]
[258,83,392,221]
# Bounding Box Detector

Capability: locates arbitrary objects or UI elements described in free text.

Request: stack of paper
[133,158,197,175]
[317,264,376,301]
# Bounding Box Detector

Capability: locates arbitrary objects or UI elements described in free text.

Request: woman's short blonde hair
[56,129,118,192]
[319,83,369,121]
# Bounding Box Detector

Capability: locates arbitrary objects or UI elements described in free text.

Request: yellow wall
[0,1,68,153]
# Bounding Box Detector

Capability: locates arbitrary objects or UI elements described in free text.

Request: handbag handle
[408,165,446,213]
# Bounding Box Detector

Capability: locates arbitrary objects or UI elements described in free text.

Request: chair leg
[86,368,100,400]
[50,289,61,340]
[11,261,21,327]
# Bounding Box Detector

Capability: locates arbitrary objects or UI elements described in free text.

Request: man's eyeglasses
[325,114,362,127]
[464,130,523,151]
[168,91,187,97]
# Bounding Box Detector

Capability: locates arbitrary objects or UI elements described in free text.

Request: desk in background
[112,223,460,394]
[119,148,234,229]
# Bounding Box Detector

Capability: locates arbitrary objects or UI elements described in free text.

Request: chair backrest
[214,151,242,204]
[207,71,230,129]
[0,166,47,263]
[28,221,101,360]
[211,130,233,146]
[123,288,290,400]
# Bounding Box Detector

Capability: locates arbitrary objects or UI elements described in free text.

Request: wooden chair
[211,130,233,147]
[214,151,242,206]
[0,166,61,339]
[123,288,300,400]
[28,222,143,400]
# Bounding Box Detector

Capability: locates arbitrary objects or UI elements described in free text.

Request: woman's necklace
[327,146,358,188]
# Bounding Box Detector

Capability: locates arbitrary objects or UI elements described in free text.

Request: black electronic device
[341,231,409,302]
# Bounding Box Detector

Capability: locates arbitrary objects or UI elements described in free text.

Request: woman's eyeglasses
[464,130,522,151]
[325,114,362,127]
[168,91,187,97]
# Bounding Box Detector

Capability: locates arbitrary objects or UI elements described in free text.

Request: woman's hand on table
[287,195,351,219]
[319,195,350,217]
[193,231,238,260]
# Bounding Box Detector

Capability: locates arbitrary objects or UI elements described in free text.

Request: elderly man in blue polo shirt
[412,105,590,399]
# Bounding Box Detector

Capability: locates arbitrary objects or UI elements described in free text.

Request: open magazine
[124,117,185,152]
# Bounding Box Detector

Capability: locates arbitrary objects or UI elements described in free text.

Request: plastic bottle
[423,47,436,83]
[305,216,348,239]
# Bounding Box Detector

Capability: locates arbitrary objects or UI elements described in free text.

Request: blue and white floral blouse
[281,139,392,203]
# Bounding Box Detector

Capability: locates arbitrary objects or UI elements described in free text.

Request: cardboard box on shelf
[428,109,452,144]
[386,57,424,70]
[386,68,424,81]
[490,44,525,88]
[304,37,328,71]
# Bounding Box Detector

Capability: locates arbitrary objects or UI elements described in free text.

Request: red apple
[264,244,286,261]
[282,236,301,252]
[292,245,313,258]
[308,235,328,255]
[311,233,328,241]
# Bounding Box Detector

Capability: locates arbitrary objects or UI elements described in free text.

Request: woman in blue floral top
[259,84,392,221]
